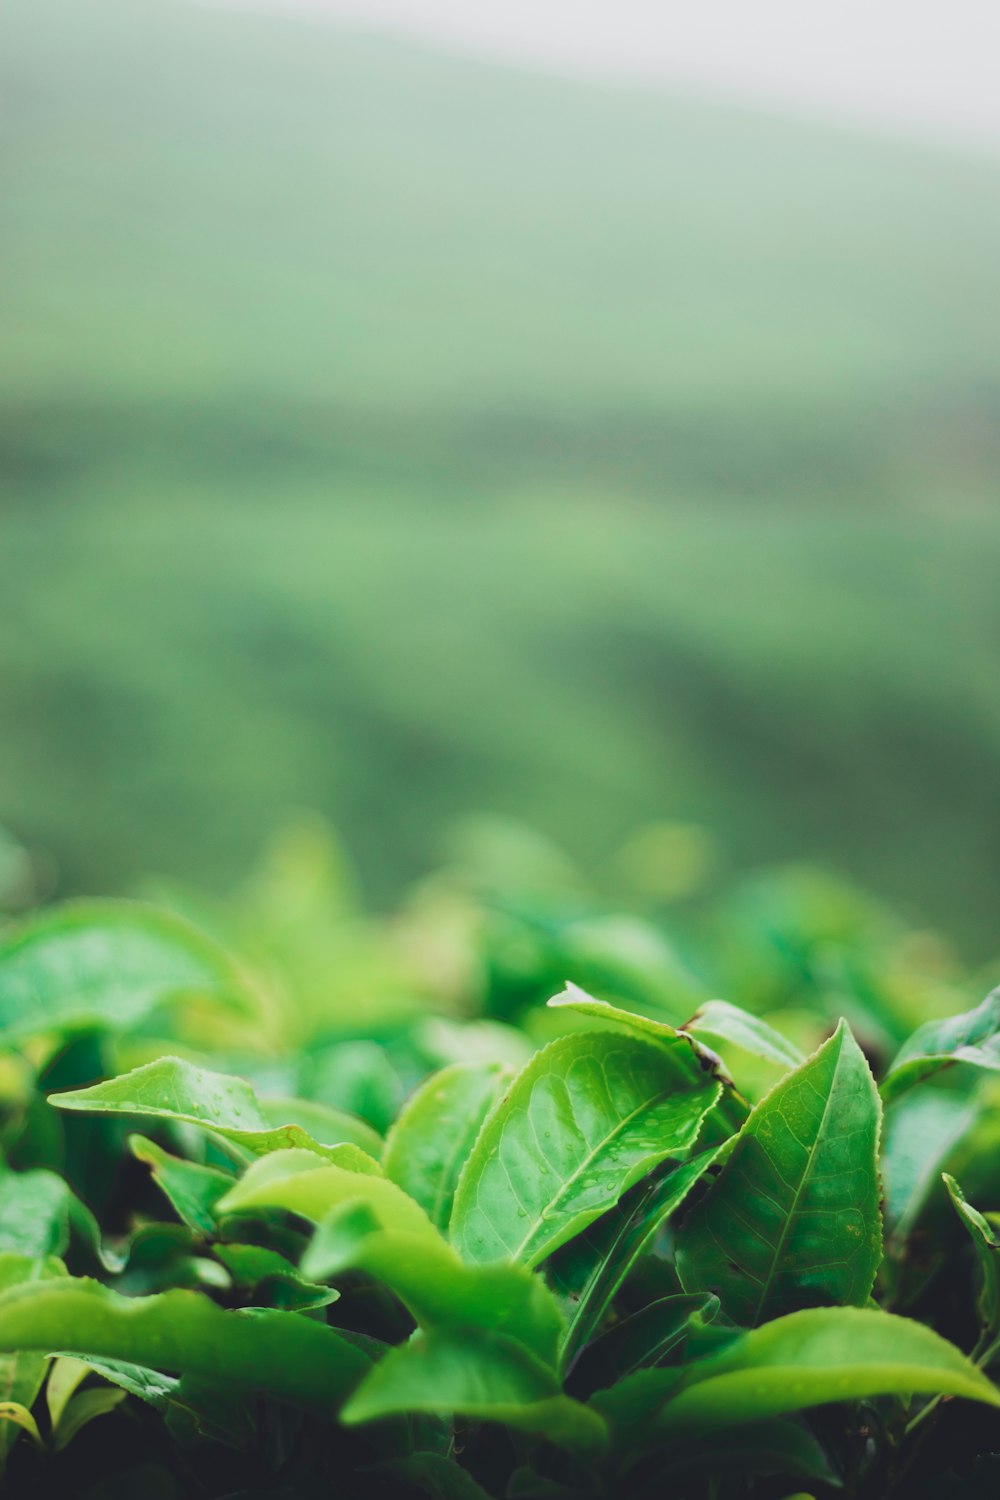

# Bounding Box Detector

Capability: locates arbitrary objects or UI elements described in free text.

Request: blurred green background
[3,0,1000,952]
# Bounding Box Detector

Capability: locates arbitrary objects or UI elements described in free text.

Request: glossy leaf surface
[450,1031,720,1268]
[676,1020,881,1324]
[593,1306,1000,1444]
[383,1061,511,1230]
[51,1057,381,1169]
[302,1200,564,1365]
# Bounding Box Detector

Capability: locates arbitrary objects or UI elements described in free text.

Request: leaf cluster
[0,874,998,1499]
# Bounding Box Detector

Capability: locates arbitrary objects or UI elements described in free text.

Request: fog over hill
[3,0,1000,950]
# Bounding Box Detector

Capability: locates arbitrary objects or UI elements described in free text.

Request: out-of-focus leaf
[641,1417,838,1490]
[0,1254,65,1470]
[450,1030,720,1269]
[50,1058,381,1170]
[546,1147,727,1370]
[383,1061,511,1230]
[342,1328,607,1454]
[212,1243,338,1311]
[299,1041,403,1134]
[0,1277,372,1414]
[681,999,805,1070]
[676,1020,881,1325]
[882,1089,978,1241]
[943,1173,1000,1340]
[52,1384,127,1450]
[367,1451,495,1500]
[0,1167,101,1260]
[258,1096,382,1158]
[0,900,251,1042]
[301,1200,564,1365]
[46,1355,90,1431]
[0,1401,42,1448]
[130,1136,232,1235]
[881,988,1000,1104]
[592,1307,1000,1447]
[219,1148,438,1241]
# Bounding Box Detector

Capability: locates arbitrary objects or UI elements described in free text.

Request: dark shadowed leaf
[547,1147,727,1370]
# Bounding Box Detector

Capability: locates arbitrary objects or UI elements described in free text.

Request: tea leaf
[0,1277,372,1414]
[450,1031,720,1269]
[383,1061,511,1230]
[302,1201,564,1365]
[342,1327,608,1453]
[682,1000,805,1070]
[51,1057,381,1170]
[593,1307,1000,1445]
[218,1148,437,1241]
[676,1020,881,1324]
[547,1147,727,1370]
[0,901,250,1042]
[882,988,1000,1104]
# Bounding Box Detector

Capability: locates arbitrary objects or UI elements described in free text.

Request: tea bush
[0,827,998,1497]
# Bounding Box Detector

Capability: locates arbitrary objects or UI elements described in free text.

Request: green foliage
[675,1021,882,1324]
[0,878,998,1497]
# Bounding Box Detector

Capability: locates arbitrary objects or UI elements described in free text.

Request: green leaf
[0,1276,372,1415]
[676,1020,882,1325]
[682,1000,805,1070]
[130,1136,232,1236]
[52,1384,127,1451]
[547,1147,727,1370]
[50,1057,381,1170]
[383,1062,512,1231]
[882,1089,977,1241]
[546,984,747,1136]
[0,900,250,1042]
[211,1243,338,1312]
[258,1096,383,1158]
[0,1168,99,1259]
[882,988,1000,1104]
[301,1201,564,1366]
[644,1417,838,1489]
[218,1148,438,1241]
[367,1452,496,1500]
[342,1328,608,1454]
[944,1173,1000,1339]
[593,1307,1000,1446]
[567,1293,721,1397]
[450,1031,720,1269]
[46,1355,90,1431]
[0,1402,42,1450]
[0,1255,65,1470]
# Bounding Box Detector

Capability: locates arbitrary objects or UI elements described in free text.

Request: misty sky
[213,0,1000,148]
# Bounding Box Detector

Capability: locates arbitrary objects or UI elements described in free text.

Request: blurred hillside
[2,0,1000,949]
